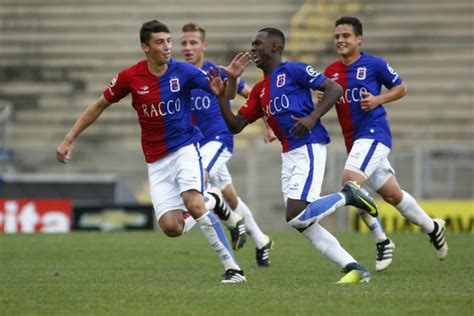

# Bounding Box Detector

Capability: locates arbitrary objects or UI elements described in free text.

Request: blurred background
[1,0,473,232]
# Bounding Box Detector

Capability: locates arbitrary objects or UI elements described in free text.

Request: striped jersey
[324,52,403,152]
[191,60,245,153]
[103,59,211,163]
[239,61,330,152]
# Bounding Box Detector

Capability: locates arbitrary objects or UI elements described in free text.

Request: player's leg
[283,143,370,283]
[222,182,273,266]
[343,139,394,271]
[377,175,448,260]
[201,141,247,249]
[285,144,378,230]
[177,144,245,282]
[148,151,195,236]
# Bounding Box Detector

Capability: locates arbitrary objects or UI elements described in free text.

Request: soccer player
[319,16,448,271]
[56,20,249,283]
[209,27,381,283]
[180,22,274,267]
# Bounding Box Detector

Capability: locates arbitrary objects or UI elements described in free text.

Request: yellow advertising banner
[350,200,474,233]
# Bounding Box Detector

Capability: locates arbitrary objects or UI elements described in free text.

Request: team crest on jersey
[356,67,366,80]
[170,78,180,92]
[276,74,286,87]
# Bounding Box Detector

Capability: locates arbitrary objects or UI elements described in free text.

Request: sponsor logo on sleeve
[107,74,118,96]
[386,63,400,82]
[306,65,321,82]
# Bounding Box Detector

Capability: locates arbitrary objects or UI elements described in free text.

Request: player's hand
[289,115,316,138]
[315,90,324,103]
[56,140,73,163]
[207,67,228,96]
[263,125,277,143]
[360,91,380,111]
[219,52,252,79]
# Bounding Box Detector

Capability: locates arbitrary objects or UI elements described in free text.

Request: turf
[1,231,472,315]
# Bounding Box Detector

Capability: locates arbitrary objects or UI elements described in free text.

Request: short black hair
[140,20,170,44]
[335,16,363,36]
[258,27,285,49]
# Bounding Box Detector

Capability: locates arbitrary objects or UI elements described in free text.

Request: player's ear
[141,42,150,53]
[271,41,279,53]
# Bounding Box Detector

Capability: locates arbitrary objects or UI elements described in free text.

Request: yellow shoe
[336,263,371,284]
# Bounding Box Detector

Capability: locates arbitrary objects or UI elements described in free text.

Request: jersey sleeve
[375,58,403,89]
[103,70,130,103]
[289,62,327,90]
[188,64,213,93]
[238,83,263,123]
[237,77,245,94]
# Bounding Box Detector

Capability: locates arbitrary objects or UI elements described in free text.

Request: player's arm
[239,83,251,99]
[56,95,112,163]
[360,83,407,111]
[208,68,249,134]
[263,119,276,143]
[237,82,274,143]
[220,52,252,100]
[290,79,343,138]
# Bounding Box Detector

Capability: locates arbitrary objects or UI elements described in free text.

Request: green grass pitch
[1,231,472,315]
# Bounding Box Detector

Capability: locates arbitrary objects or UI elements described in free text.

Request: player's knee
[160,222,184,237]
[382,191,403,206]
[159,215,185,237]
[162,227,183,237]
[184,200,201,214]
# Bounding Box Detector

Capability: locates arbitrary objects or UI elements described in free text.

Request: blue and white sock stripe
[376,217,385,233]
[206,143,226,173]
[301,193,343,221]
[206,212,237,262]
[193,143,205,193]
[300,144,315,201]
[360,140,379,172]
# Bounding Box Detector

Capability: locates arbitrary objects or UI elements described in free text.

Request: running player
[180,22,274,267]
[319,16,448,271]
[56,20,249,283]
[210,27,380,283]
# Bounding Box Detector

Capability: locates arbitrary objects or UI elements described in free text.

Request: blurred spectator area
[0,0,472,206]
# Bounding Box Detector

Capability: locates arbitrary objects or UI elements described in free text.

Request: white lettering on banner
[337,87,369,105]
[141,99,181,117]
[264,94,290,118]
[0,199,71,233]
[191,96,211,111]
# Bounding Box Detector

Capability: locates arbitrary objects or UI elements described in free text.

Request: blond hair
[182,22,206,41]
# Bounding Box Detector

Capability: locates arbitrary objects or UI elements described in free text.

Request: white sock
[396,190,435,233]
[288,193,345,229]
[357,209,387,243]
[196,211,240,271]
[235,197,267,248]
[302,222,355,268]
[183,214,196,233]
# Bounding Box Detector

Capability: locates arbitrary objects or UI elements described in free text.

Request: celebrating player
[319,16,448,270]
[180,22,274,266]
[210,27,381,283]
[56,20,249,283]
